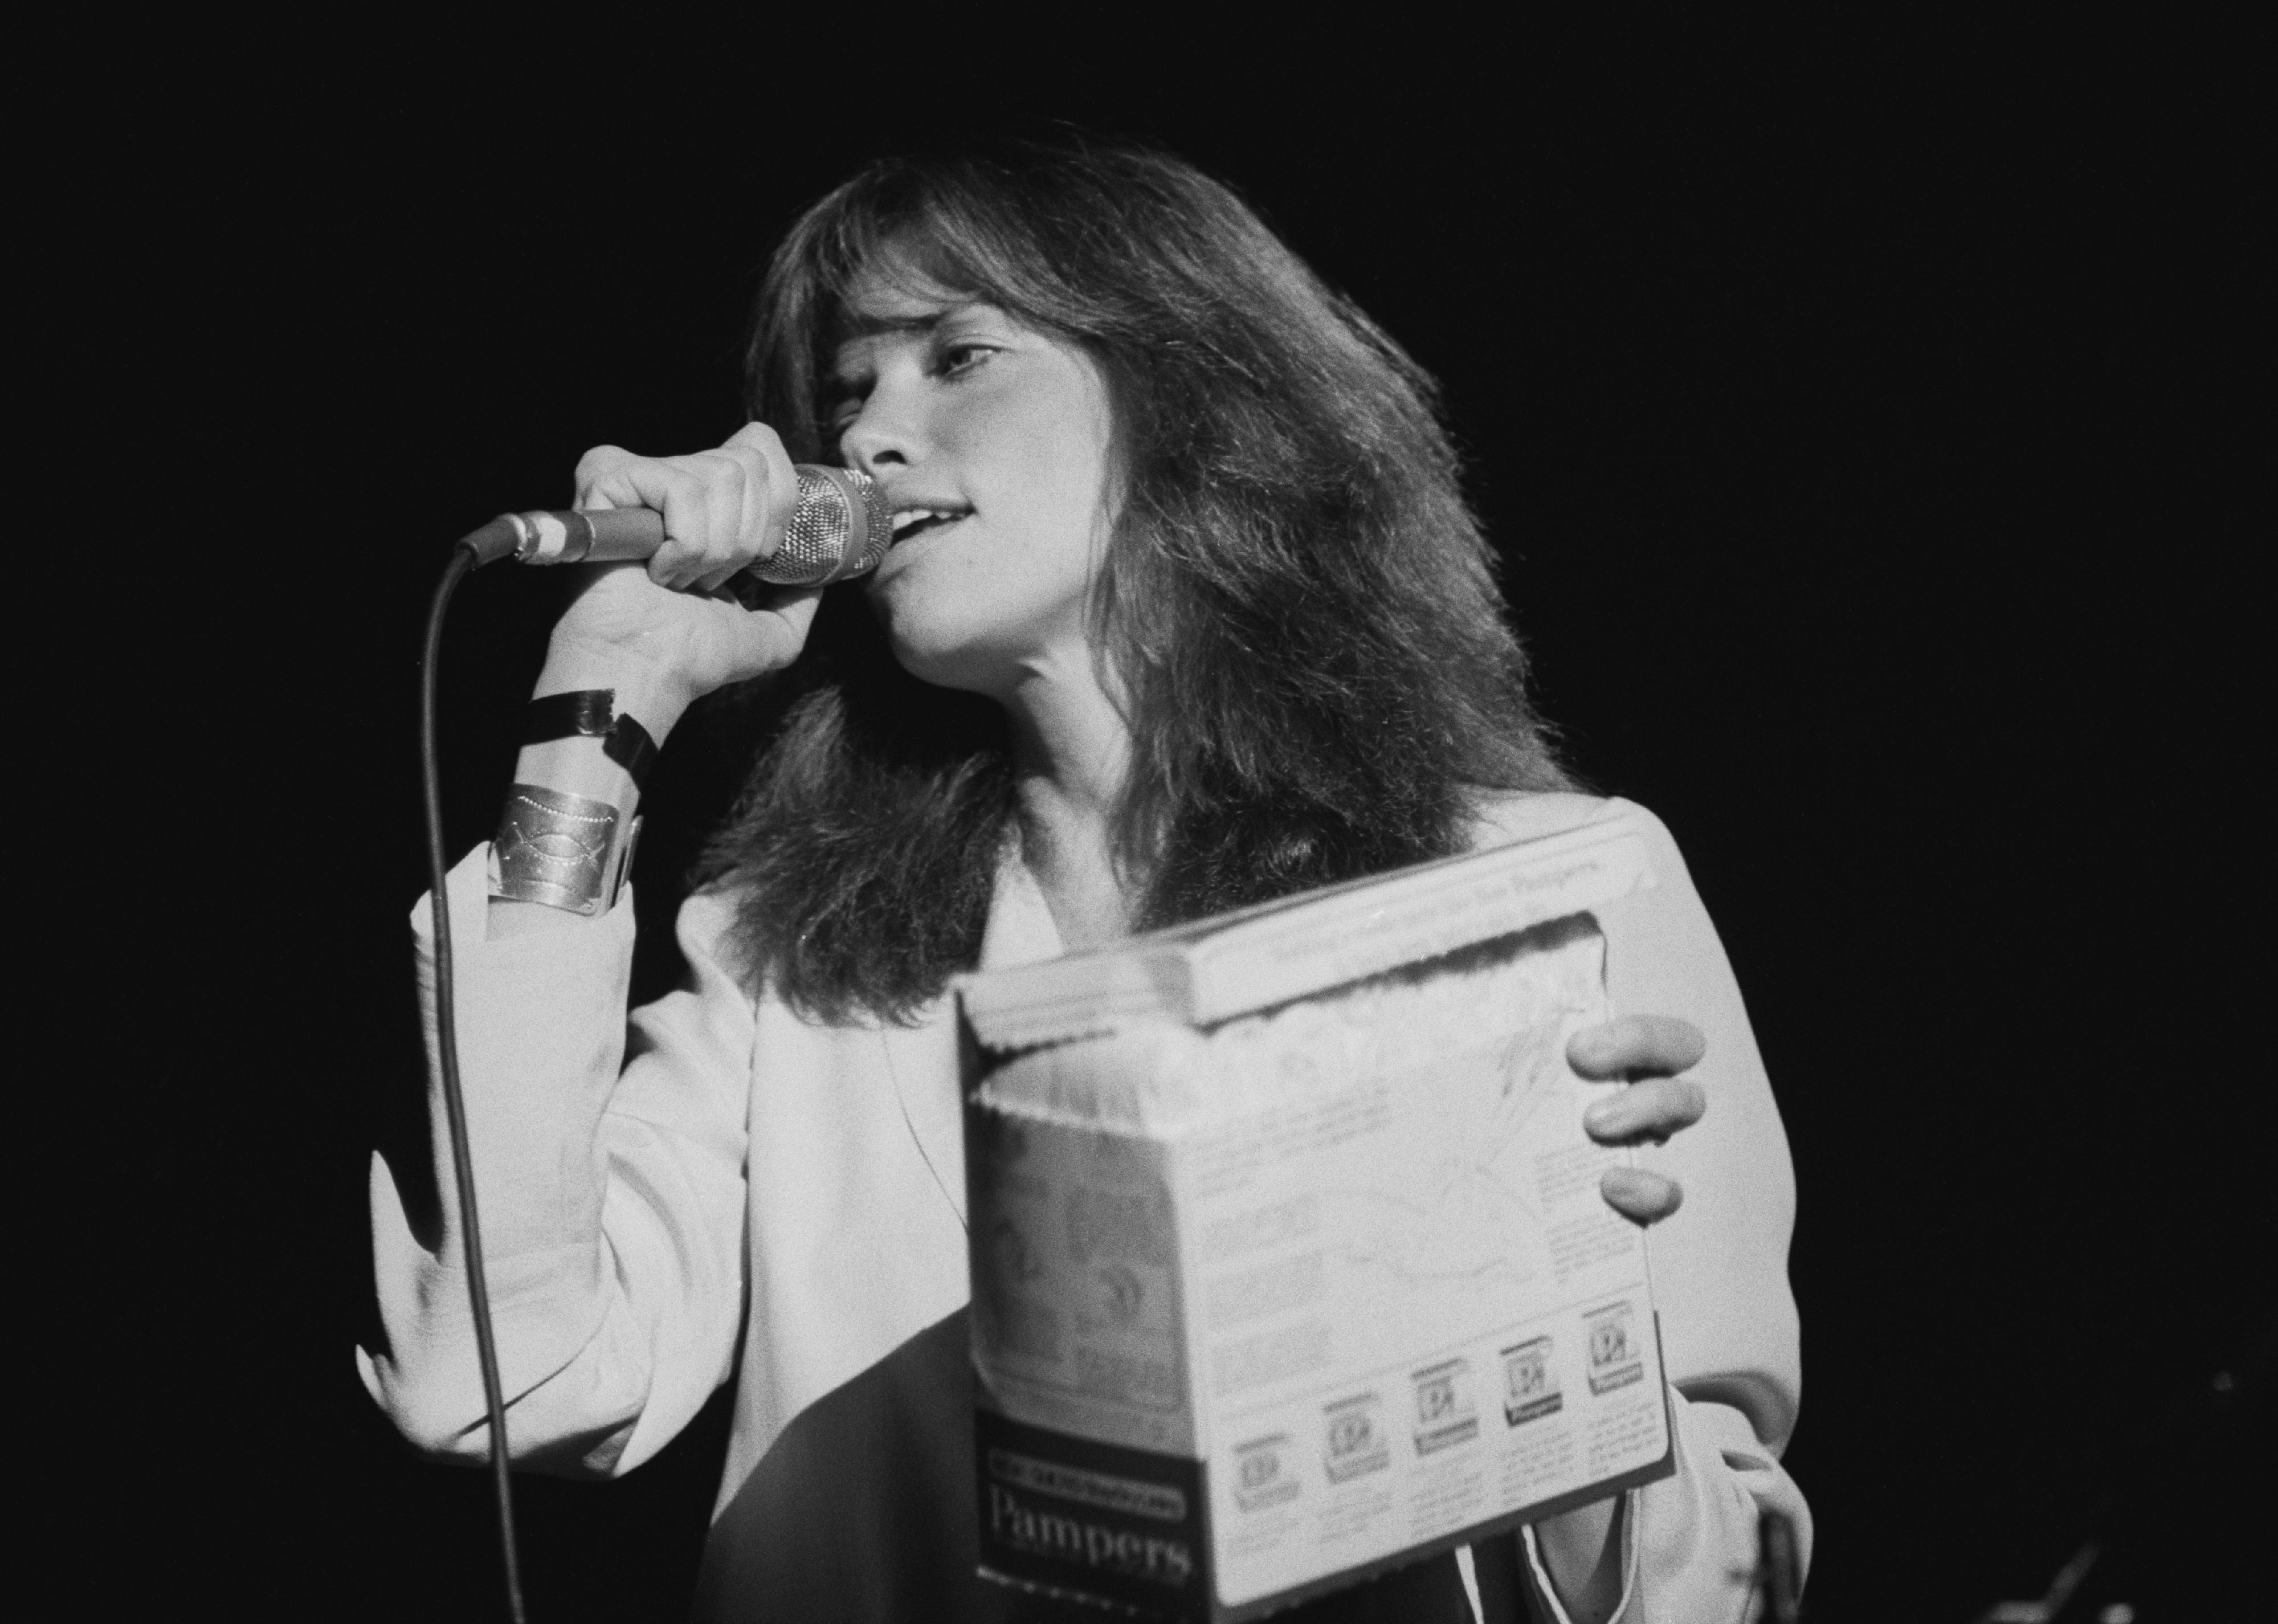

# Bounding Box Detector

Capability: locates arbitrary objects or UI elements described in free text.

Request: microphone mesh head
[758,466,891,589]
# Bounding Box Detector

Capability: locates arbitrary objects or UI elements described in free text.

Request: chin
[873,607,1013,699]
[866,575,1088,700]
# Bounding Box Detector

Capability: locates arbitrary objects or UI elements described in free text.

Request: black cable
[421,541,530,1623]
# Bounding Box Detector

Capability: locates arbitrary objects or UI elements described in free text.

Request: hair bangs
[747,156,1117,462]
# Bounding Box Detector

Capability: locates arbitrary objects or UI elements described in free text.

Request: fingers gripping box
[957,813,1677,1619]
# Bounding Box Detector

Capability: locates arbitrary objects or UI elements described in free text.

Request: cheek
[1021,410,1116,564]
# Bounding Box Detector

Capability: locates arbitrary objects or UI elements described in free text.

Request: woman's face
[828,271,1116,699]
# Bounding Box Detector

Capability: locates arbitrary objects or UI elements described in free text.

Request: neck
[999,651,1134,949]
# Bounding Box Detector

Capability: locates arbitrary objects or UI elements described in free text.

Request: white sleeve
[1476,796,1813,1619]
[1602,801,1802,1452]
[357,844,753,1477]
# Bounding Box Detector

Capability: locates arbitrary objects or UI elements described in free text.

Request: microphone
[458,465,892,599]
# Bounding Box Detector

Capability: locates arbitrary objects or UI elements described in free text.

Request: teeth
[891,508,963,538]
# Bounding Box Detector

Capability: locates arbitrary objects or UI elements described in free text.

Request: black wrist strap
[521,689,659,790]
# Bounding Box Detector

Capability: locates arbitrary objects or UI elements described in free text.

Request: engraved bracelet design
[488,784,642,916]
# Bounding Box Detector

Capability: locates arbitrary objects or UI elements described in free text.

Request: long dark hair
[696,141,1570,1024]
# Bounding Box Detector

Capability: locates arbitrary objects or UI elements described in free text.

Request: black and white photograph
[36,21,2261,1623]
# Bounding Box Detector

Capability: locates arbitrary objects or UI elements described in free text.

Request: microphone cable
[419,540,529,1623]
[411,480,875,1621]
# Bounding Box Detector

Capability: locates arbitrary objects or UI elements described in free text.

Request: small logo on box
[1410,1358,1480,1455]
[1232,1433,1300,1512]
[1501,1336,1562,1425]
[1321,1392,1390,1483]
[1584,1300,1645,1396]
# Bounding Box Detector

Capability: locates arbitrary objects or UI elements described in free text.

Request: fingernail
[1583,1100,1623,1135]
[1599,1167,1648,1209]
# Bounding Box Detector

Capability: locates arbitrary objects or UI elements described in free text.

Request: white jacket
[362,793,1810,1622]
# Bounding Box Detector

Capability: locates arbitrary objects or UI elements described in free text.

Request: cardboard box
[959,811,1675,1619]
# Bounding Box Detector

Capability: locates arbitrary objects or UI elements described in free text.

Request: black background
[42,21,2264,1623]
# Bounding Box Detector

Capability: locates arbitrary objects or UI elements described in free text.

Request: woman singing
[364,141,1808,1622]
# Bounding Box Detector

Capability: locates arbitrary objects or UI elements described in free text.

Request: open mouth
[890,507,968,545]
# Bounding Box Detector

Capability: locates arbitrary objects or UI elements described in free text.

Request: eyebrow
[836,310,947,342]
[826,303,1001,388]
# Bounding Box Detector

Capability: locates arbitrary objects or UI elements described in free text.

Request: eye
[821,383,865,438]
[935,341,998,378]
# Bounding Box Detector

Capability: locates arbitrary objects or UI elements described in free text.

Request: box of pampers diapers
[956,808,1676,1620]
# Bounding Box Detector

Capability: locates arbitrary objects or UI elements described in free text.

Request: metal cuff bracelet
[488,783,642,916]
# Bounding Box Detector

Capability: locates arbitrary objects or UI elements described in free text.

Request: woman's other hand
[540,422,818,735]
[1568,1014,1708,1227]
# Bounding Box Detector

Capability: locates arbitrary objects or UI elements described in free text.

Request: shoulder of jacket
[1466,789,1668,851]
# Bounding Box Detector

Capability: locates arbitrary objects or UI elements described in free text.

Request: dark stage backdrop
[71,33,2263,1624]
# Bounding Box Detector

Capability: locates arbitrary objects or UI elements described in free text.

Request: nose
[838,370,926,476]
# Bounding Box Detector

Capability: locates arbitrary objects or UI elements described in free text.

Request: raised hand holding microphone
[488,422,832,940]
